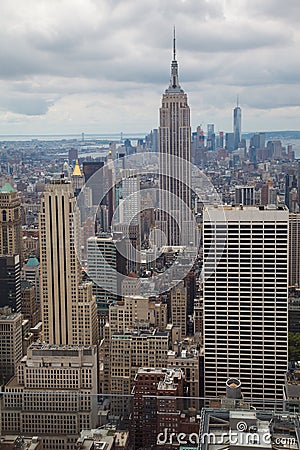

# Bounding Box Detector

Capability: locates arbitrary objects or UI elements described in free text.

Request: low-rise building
[1,343,98,450]
[102,326,170,416]
[199,408,300,450]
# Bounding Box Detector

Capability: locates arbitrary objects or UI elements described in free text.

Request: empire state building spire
[166,27,184,94]
[157,29,192,246]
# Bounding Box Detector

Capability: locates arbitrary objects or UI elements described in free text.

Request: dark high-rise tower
[0,254,21,312]
[158,29,192,246]
[233,97,242,150]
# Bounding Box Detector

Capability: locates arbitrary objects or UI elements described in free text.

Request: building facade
[0,183,22,258]
[235,185,255,206]
[131,367,184,450]
[0,307,23,385]
[39,175,98,346]
[158,32,192,246]
[0,254,21,312]
[1,343,98,450]
[20,280,40,328]
[87,234,118,336]
[170,281,187,337]
[203,205,288,406]
[289,213,300,290]
[102,325,170,415]
[233,101,242,150]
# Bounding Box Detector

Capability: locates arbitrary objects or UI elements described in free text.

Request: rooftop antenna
[237,94,239,107]
[173,25,176,61]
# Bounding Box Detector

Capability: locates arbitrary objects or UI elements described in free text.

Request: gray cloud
[241,0,300,24]
[0,94,54,115]
[0,0,299,132]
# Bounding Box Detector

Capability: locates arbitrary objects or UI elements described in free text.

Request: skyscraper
[225,132,235,152]
[289,213,300,290]
[170,281,187,337]
[0,306,23,385]
[158,30,191,246]
[207,124,215,150]
[0,183,23,312]
[0,254,21,312]
[71,159,84,194]
[82,160,104,206]
[235,185,255,206]
[118,169,140,226]
[233,98,242,150]
[87,234,118,335]
[39,175,98,346]
[0,182,22,258]
[203,204,288,406]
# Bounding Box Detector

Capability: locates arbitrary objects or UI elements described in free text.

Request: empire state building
[158,31,192,246]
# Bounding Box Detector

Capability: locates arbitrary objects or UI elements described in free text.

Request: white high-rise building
[119,169,140,226]
[203,204,288,406]
[87,235,118,303]
[87,234,119,337]
[158,31,192,246]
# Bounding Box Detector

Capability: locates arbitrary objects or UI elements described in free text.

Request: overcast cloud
[0,0,299,134]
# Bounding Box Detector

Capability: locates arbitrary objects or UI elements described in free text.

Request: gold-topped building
[71,159,84,192]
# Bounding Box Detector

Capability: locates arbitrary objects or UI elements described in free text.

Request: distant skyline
[0,0,300,135]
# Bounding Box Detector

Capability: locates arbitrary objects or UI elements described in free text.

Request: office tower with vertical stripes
[289,213,300,290]
[203,205,288,406]
[39,175,98,346]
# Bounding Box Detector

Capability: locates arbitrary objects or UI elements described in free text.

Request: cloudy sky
[0,0,299,135]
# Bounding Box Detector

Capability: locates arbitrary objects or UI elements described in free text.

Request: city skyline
[0,0,299,135]
[1,16,300,443]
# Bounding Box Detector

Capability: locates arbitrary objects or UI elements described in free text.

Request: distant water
[0,133,146,142]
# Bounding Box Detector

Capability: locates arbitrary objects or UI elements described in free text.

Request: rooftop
[29,342,94,351]
[205,203,288,212]
[0,182,16,193]
[200,409,300,450]
[137,367,171,375]
[0,307,21,321]
[25,256,40,267]
[72,159,83,177]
